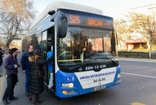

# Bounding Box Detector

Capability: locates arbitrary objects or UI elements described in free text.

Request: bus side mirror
[49,11,68,38]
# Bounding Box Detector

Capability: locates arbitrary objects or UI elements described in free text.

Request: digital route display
[58,9,113,29]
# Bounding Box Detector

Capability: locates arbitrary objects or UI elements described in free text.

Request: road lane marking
[122,72,156,79]
[131,102,145,105]
[0,69,5,101]
[135,66,148,69]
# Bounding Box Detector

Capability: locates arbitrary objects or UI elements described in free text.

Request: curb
[119,58,156,63]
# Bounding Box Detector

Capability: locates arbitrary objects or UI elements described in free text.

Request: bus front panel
[55,66,121,98]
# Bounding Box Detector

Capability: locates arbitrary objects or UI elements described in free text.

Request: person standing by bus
[21,45,34,96]
[0,48,3,77]
[29,50,53,105]
[47,45,53,89]
[3,48,19,105]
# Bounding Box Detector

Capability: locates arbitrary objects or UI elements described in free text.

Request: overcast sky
[33,0,156,19]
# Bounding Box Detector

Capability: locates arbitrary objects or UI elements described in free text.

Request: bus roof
[29,1,103,32]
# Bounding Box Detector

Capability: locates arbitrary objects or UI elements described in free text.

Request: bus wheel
[56,97,61,100]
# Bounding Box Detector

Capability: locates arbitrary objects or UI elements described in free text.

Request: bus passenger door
[41,31,48,84]
[47,27,54,88]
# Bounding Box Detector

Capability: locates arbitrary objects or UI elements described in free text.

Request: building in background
[125,39,147,50]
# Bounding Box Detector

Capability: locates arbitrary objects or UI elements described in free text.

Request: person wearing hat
[0,48,3,77]
[29,50,53,105]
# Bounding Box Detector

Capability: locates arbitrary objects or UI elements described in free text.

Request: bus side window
[41,31,47,59]
[47,27,54,52]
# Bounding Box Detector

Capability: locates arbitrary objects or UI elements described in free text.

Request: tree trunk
[147,40,150,50]
[5,44,10,54]
[149,39,152,58]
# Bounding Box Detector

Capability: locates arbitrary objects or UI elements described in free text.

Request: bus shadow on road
[41,87,116,105]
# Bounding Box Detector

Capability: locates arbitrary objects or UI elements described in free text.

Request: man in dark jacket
[3,48,19,105]
[0,48,3,77]
[21,45,34,96]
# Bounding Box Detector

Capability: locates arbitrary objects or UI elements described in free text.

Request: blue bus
[22,1,121,98]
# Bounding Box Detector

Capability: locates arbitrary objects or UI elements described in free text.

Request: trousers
[3,74,18,100]
[25,70,30,92]
[48,73,53,89]
[0,65,2,76]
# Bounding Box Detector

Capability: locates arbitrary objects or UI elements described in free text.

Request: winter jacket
[47,51,53,73]
[21,51,33,70]
[4,54,18,75]
[29,55,53,95]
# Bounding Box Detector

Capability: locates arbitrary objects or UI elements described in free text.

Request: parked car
[88,53,113,59]
[84,53,118,64]
[151,50,156,54]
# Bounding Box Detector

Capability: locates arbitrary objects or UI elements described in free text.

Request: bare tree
[115,18,132,50]
[0,0,35,53]
[115,12,156,57]
[127,12,156,58]
[0,36,5,48]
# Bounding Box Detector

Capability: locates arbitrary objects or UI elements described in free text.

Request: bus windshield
[57,26,116,72]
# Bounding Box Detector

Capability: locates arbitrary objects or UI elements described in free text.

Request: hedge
[118,51,156,59]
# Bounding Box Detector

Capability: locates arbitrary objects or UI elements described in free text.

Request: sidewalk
[119,57,156,63]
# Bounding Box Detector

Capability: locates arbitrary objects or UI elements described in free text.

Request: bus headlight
[62,83,74,88]
[118,74,121,78]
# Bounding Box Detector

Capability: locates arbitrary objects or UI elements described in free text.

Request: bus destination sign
[68,14,112,29]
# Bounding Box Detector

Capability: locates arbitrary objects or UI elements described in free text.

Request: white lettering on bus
[80,71,115,80]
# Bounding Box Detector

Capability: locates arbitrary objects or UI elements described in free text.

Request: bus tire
[56,97,61,100]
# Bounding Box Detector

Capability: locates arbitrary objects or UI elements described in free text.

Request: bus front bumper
[56,79,121,98]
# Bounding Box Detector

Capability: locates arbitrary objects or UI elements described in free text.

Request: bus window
[104,37,111,53]
[57,27,115,71]
[41,31,47,59]
[47,27,54,52]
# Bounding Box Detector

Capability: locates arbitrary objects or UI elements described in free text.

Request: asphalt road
[0,55,156,105]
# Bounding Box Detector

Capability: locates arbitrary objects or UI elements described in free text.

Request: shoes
[37,101,41,104]
[26,92,30,96]
[32,101,41,105]
[0,75,2,77]
[9,96,18,100]
[3,100,10,105]
[29,97,32,101]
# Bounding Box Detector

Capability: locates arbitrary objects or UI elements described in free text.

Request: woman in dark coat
[29,50,53,105]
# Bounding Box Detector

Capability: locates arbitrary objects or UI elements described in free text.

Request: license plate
[93,85,106,91]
